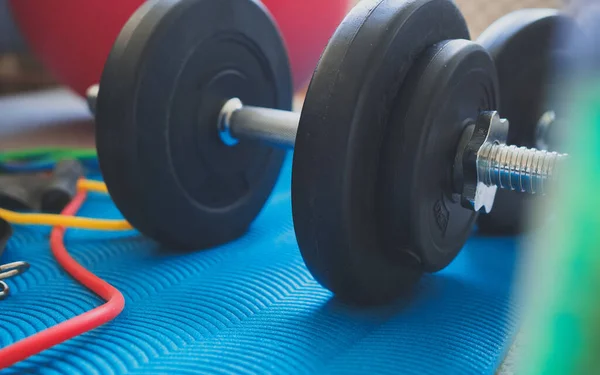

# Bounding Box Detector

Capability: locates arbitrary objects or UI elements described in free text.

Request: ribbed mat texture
[0,155,519,374]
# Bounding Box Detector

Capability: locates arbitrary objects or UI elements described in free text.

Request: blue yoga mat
[0,155,519,374]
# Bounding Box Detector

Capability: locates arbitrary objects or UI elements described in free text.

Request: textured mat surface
[0,155,520,374]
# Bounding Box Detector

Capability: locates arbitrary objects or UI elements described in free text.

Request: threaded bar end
[477,143,567,195]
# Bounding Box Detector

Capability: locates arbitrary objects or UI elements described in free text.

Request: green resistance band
[0,147,97,163]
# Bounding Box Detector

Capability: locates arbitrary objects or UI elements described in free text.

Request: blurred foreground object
[518,2,600,374]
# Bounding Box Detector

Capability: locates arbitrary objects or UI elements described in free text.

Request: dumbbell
[91,0,574,304]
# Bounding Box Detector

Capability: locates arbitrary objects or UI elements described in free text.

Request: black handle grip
[0,218,12,259]
[41,159,84,213]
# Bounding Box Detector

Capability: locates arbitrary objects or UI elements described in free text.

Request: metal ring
[217,98,243,146]
[0,261,30,280]
[0,280,9,300]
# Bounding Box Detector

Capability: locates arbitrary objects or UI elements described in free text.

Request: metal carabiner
[0,280,9,300]
[0,261,30,280]
[0,261,29,301]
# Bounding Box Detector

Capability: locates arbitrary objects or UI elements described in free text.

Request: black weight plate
[96,0,292,249]
[292,0,471,305]
[381,40,498,271]
[476,9,581,234]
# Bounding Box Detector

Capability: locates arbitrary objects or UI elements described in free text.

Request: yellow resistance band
[0,179,132,231]
[77,179,109,194]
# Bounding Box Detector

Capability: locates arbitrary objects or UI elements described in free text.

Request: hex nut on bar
[459,111,509,213]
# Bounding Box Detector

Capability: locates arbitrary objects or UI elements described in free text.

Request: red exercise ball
[8,0,348,96]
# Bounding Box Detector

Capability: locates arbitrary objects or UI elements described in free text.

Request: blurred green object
[518,69,600,374]
[513,3,600,373]
[519,80,600,375]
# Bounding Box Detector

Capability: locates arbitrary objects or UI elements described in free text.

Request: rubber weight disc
[476,9,581,234]
[381,40,498,270]
[96,0,292,249]
[292,0,472,305]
